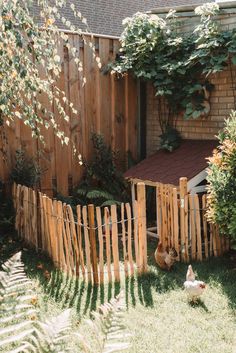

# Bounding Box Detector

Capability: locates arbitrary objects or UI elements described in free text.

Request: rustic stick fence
[156,177,230,262]
[12,183,147,284]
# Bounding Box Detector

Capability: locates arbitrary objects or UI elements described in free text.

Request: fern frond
[100,200,121,207]
[0,252,36,352]
[77,291,131,353]
[86,189,115,201]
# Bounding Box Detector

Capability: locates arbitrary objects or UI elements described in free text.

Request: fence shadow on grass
[3,235,235,317]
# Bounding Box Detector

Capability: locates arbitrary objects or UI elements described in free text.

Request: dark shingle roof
[124,140,218,186]
[32,0,210,37]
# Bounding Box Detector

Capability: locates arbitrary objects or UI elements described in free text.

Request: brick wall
[146,11,236,155]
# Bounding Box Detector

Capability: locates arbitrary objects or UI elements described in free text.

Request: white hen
[184,265,206,302]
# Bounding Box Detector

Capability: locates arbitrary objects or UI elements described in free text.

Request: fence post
[137,182,147,273]
[179,177,188,262]
[88,204,99,285]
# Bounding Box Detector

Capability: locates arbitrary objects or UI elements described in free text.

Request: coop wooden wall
[0,34,138,197]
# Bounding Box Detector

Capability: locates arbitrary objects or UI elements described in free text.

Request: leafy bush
[206,111,236,240]
[0,252,130,353]
[72,134,129,206]
[0,180,15,233]
[112,3,236,127]
[10,149,41,188]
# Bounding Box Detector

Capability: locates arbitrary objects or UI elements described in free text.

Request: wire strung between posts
[14,197,145,231]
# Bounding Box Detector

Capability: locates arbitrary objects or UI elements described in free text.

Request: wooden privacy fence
[12,183,147,284]
[0,33,138,197]
[156,177,230,262]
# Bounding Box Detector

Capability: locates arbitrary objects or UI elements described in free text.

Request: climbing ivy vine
[112,3,236,130]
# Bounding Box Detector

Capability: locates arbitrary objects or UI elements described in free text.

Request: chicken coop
[124,140,230,261]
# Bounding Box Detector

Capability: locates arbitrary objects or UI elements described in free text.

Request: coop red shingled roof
[124,140,218,186]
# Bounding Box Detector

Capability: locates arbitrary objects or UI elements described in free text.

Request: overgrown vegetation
[0,251,130,353]
[207,111,236,240]
[112,3,236,133]
[69,134,129,206]
[10,149,41,188]
[0,181,14,233]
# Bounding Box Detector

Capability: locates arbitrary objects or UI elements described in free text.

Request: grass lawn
[1,233,236,353]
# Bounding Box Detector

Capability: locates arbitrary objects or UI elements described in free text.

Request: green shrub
[206,111,236,239]
[72,134,129,207]
[10,149,41,188]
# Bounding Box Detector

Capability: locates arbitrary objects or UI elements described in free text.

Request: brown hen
[154,242,178,270]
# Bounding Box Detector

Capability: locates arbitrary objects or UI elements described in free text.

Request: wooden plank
[99,38,112,146]
[169,187,174,248]
[63,204,75,274]
[96,206,104,283]
[83,36,96,161]
[32,190,38,251]
[56,201,66,271]
[68,34,84,187]
[67,205,80,277]
[179,178,188,262]
[82,206,92,282]
[76,205,86,279]
[121,203,128,276]
[137,183,147,272]
[104,207,112,283]
[212,224,217,257]
[133,200,139,269]
[46,197,56,263]
[216,225,222,256]
[88,204,99,285]
[202,194,209,259]
[125,203,134,276]
[194,194,202,261]
[156,185,162,244]
[39,192,46,252]
[111,204,120,282]
[127,74,138,161]
[23,186,29,245]
[189,194,196,261]
[173,188,180,260]
[209,224,213,257]
[54,39,70,196]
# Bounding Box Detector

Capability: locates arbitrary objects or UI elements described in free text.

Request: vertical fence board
[76,205,86,280]
[125,203,134,276]
[88,204,99,285]
[194,194,202,261]
[173,188,179,259]
[56,201,66,271]
[67,205,80,277]
[202,194,209,259]
[137,183,147,272]
[96,206,104,284]
[121,203,128,276]
[133,200,139,269]
[63,204,75,274]
[111,205,120,282]
[179,178,188,262]
[104,207,112,283]
[82,206,92,282]
[189,195,196,261]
